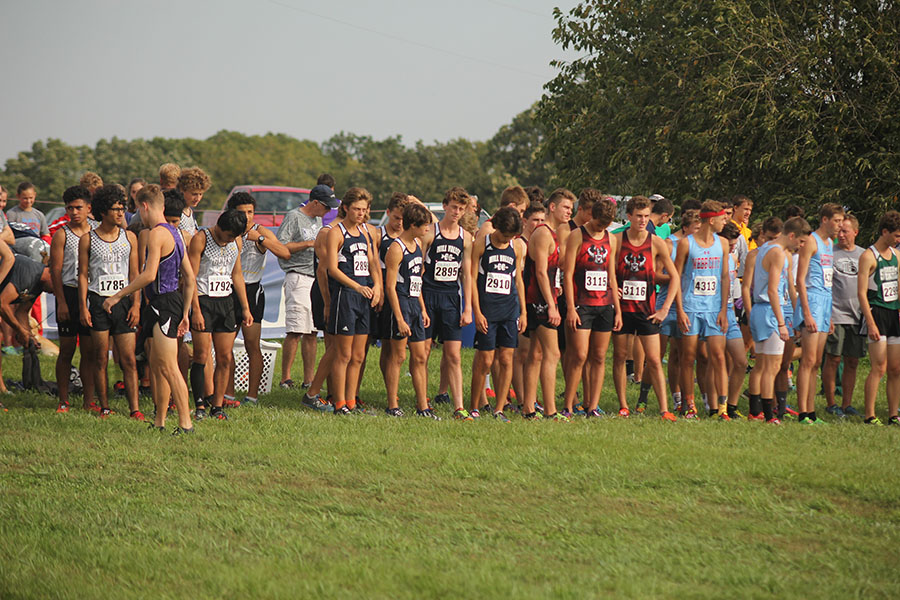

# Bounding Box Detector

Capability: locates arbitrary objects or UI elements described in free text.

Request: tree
[540,1,900,239]
[486,103,553,191]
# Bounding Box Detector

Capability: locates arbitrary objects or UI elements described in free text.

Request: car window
[252,191,310,213]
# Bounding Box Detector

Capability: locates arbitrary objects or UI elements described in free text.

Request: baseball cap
[649,194,666,203]
[309,184,340,209]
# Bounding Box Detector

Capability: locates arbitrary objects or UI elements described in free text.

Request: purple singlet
[146,223,185,298]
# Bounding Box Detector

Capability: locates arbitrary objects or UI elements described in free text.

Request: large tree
[540,1,900,237]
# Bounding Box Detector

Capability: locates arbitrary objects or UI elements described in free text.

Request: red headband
[699,210,725,219]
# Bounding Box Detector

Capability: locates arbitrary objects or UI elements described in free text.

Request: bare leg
[408,340,429,411]
[639,334,668,413]
[301,333,317,385]
[281,332,300,384]
[586,331,612,412]
[441,340,464,411]
[840,356,859,410]
[113,333,139,413]
[386,337,407,410]
[612,333,630,411]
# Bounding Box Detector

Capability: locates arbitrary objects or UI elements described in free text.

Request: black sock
[776,398,787,420]
[626,360,634,376]
[809,410,817,421]
[727,404,737,418]
[638,381,652,403]
[799,411,808,422]
[762,398,774,421]
[708,408,717,417]
[749,394,762,416]
[190,362,205,406]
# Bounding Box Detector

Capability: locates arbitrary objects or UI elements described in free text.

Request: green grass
[1,344,899,599]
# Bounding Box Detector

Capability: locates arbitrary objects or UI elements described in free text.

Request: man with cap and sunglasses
[277,181,341,389]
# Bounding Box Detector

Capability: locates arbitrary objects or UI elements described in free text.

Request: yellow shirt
[733,219,755,250]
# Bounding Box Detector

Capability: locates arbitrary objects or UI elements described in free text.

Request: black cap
[309,185,340,209]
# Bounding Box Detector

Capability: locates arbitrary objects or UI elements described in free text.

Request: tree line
[0,107,550,214]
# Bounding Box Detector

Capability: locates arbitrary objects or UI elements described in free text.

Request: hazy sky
[1,0,580,164]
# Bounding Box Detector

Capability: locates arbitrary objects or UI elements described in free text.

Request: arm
[188,232,206,331]
[49,229,69,322]
[787,252,798,306]
[459,231,473,326]
[529,228,560,325]
[103,228,166,311]
[384,243,409,336]
[232,238,253,327]
[249,225,290,260]
[857,250,879,341]
[717,237,730,330]
[795,235,816,332]
[655,236,681,323]
[654,239,674,285]
[178,248,197,337]
[313,227,332,319]
[0,236,15,292]
[276,213,313,254]
[78,233,91,327]
[126,231,141,327]
[741,249,757,315]
[514,238,528,333]
[0,285,31,344]
[367,225,383,308]
[563,227,581,330]
[765,247,790,341]
[608,234,622,331]
[0,225,14,247]
[470,238,487,334]
[673,237,689,330]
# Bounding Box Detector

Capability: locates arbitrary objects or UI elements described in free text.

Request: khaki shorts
[825,323,867,359]
[284,272,315,334]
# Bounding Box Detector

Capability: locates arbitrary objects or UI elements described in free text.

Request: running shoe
[618,407,630,418]
[300,381,311,390]
[453,408,473,421]
[223,397,241,408]
[210,406,228,420]
[523,411,543,421]
[84,402,101,413]
[353,401,376,416]
[888,416,900,426]
[635,400,647,414]
[147,423,165,432]
[865,416,883,426]
[130,410,146,421]
[469,409,481,419]
[825,405,844,417]
[433,392,451,405]
[333,405,352,416]
[766,417,782,425]
[560,409,573,419]
[1,345,22,356]
[673,397,683,413]
[748,413,765,421]
[492,411,511,423]
[661,411,677,422]
[546,412,570,422]
[416,408,442,420]
[626,373,637,384]
[138,385,152,398]
[56,401,70,414]
[194,408,207,421]
[842,405,861,417]
[718,412,731,422]
[508,389,517,401]
[172,427,195,435]
[302,393,334,413]
[799,417,815,425]
[683,410,699,420]
[114,381,125,396]
[481,403,493,414]
[385,407,404,417]
[586,409,605,418]
[279,379,295,390]
[573,402,586,416]
[485,388,496,399]
[240,397,259,407]
[535,400,545,415]
[99,408,115,419]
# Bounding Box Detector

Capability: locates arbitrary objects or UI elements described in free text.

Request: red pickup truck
[202,185,326,228]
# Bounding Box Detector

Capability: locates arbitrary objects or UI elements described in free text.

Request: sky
[0,0,580,164]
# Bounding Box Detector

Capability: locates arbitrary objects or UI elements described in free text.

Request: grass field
[1,343,899,599]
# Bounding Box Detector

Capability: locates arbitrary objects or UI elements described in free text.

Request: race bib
[693,275,717,296]
[585,270,608,292]
[409,275,422,298]
[485,272,512,295]
[353,254,370,277]
[98,274,127,297]
[823,266,833,288]
[554,268,562,291]
[208,275,233,298]
[433,261,459,282]
[884,280,898,303]
[622,280,647,301]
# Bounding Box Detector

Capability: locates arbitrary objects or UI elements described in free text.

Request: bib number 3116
[622,280,647,301]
